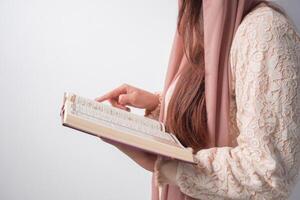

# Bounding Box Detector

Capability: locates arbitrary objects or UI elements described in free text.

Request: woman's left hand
[100,137,157,172]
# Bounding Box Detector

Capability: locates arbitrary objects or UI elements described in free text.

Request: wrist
[146,93,160,111]
[144,92,162,119]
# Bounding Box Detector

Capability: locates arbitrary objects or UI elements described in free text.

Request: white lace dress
[146,6,300,200]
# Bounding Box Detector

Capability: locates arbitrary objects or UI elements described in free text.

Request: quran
[61,92,196,164]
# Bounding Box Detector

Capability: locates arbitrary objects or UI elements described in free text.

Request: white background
[0,0,299,199]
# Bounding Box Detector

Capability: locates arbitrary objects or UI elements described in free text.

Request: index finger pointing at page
[95,93,111,102]
[95,85,128,102]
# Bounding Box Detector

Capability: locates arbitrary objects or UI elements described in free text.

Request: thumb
[118,94,133,106]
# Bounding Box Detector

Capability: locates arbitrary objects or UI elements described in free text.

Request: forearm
[116,145,157,172]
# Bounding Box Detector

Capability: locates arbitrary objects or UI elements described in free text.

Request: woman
[96,0,300,199]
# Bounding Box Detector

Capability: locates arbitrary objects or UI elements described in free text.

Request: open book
[61,92,196,164]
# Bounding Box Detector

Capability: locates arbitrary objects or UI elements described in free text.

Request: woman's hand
[95,83,160,172]
[100,137,157,172]
[95,83,159,112]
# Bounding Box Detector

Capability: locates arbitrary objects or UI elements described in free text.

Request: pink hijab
[152,0,269,200]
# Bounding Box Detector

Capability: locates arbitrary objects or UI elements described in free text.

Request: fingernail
[95,98,102,102]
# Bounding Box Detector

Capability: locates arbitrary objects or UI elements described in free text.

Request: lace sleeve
[144,91,162,121]
[155,7,300,199]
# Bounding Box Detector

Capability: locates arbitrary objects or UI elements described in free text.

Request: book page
[67,94,178,145]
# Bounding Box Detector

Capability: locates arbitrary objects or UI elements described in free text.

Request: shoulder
[231,6,300,52]
[230,6,300,74]
[238,6,288,31]
[229,5,300,98]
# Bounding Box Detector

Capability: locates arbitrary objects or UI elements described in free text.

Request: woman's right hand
[95,83,160,172]
[95,83,159,112]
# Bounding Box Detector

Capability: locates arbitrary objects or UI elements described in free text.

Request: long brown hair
[165,0,208,153]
